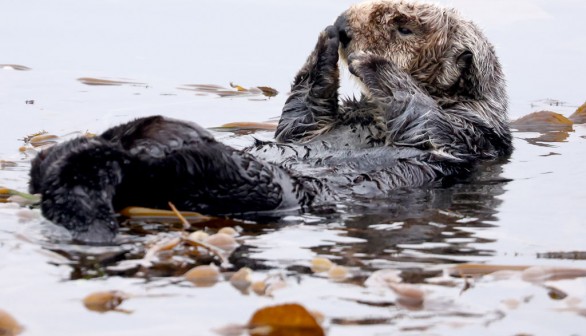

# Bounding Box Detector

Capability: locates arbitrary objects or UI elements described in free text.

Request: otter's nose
[335,13,352,48]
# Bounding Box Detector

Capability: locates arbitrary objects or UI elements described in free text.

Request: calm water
[1,0,586,335]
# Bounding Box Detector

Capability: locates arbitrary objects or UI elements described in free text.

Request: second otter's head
[335,0,506,105]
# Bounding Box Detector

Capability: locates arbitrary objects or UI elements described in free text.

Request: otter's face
[336,1,450,71]
[335,0,503,101]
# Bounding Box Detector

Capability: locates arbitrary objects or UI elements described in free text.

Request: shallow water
[1,0,586,335]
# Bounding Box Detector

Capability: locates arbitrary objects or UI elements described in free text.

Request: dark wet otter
[29,0,512,243]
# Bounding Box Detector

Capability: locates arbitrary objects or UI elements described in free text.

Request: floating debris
[28,134,58,147]
[256,86,279,98]
[204,233,239,252]
[230,267,253,292]
[211,121,278,133]
[0,309,23,336]
[0,64,31,71]
[143,236,182,263]
[365,269,402,288]
[331,317,393,326]
[0,188,40,205]
[388,283,425,309]
[511,111,574,132]
[187,230,210,242]
[179,82,278,99]
[119,206,210,222]
[530,98,566,107]
[184,264,221,287]
[328,265,349,281]
[251,281,268,296]
[83,291,130,313]
[0,160,18,169]
[569,101,586,124]
[449,264,529,277]
[521,266,586,284]
[77,77,146,87]
[218,227,239,237]
[230,82,279,97]
[311,257,334,273]
[248,303,324,336]
[168,201,191,229]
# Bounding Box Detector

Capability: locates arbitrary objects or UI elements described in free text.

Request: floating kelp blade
[256,86,279,97]
[0,309,23,335]
[0,187,41,204]
[0,64,31,71]
[119,206,210,221]
[248,303,325,336]
[179,82,278,98]
[77,77,146,86]
[511,111,574,132]
[569,101,586,124]
[211,121,278,133]
[83,291,131,313]
[449,264,530,277]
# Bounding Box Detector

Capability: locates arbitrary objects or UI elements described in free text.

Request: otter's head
[335,0,507,107]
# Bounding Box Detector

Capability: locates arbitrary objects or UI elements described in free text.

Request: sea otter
[29,0,512,243]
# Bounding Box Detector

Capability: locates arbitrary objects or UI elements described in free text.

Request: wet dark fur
[30,1,512,243]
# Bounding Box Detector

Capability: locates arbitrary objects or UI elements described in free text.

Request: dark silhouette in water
[30,1,512,243]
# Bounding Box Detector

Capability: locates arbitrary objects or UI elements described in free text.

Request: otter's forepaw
[348,52,391,95]
[315,25,340,71]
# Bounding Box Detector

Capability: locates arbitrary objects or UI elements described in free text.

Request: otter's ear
[452,49,480,98]
[457,50,473,70]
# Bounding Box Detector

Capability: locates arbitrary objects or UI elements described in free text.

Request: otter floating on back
[29,0,512,243]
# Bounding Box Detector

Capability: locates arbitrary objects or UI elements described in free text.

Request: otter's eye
[397,26,413,35]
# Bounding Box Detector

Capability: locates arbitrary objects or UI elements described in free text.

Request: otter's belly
[245,124,385,164]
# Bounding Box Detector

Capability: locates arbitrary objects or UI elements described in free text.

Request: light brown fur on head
[340,0,506,115]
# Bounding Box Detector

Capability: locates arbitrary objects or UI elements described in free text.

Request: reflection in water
[312,160,509,279]
[522,130,572,146]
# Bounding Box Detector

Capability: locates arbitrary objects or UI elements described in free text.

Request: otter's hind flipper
[30,137,129,243]
[31,117,324,243]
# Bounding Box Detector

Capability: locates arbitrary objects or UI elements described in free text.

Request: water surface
[1,1,585,335]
